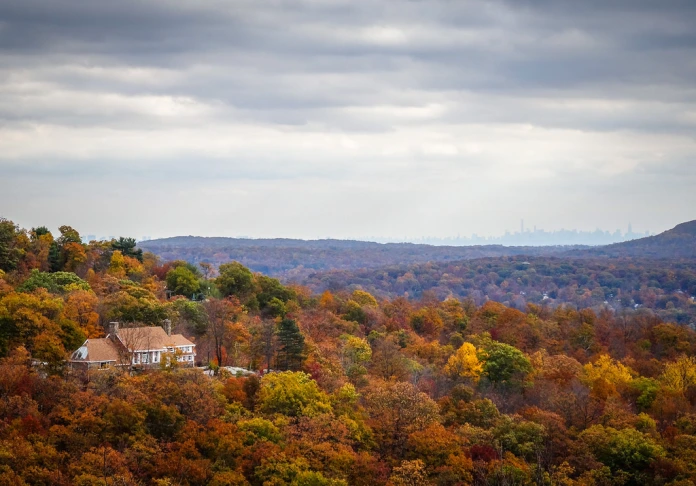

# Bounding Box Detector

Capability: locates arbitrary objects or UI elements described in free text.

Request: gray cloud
[1,0,695,239]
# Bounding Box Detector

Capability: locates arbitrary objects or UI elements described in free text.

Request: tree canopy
[0,217,695,485]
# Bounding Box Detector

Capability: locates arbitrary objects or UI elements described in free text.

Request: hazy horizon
[2,0,695,238]
[2,215,661,247]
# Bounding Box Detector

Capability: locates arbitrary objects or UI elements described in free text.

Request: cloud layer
[1,0,695,239]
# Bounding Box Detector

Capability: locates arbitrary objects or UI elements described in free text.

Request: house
[70,320,196,369]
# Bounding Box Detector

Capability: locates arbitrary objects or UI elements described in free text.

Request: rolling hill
[575,220,696,259]
[139,220,696,279]
[138,236,576,278]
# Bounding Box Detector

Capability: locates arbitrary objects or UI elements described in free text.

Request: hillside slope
[575,220,696,258]
[138,237,574,278]
[138,220,696,280]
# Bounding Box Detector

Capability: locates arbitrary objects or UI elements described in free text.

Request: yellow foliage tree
[0,289,65,356]
[661,355,696,394]
[108,250,127,278]
[122,255,145,280]
[257,371,333,417]
[444,342,483,382]
[351,290,378,307]
[583,355,635,385]
[582,355,635,398]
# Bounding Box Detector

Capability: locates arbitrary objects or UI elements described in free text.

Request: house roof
[168,334,196,348]
[71,325,196,363]
[71,338,120,363]
[115,326,195,351]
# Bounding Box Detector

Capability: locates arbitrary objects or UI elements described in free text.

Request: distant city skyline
[366,223,652,246]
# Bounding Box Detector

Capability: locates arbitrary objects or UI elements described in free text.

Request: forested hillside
[138,222,696,282]
[4,217,696,484]
[138,236,574,278]
[299,256,696,326]
[575,221,696,259]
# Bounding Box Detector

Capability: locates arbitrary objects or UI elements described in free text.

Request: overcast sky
[1,0,695,240]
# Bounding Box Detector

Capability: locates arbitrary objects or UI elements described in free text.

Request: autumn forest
[2,217,696,486]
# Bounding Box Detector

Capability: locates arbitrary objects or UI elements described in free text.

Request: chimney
[164,319,172,337]
[108,322,119,339]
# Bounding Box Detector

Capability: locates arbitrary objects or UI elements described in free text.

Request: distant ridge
[576,220,696,258]
[672,220,696,237]
[141,236,412,249]
[139,236,574,277]
[139,220,696,278]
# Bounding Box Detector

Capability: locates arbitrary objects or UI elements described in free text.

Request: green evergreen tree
[31,226,50,240]
[276,318,305,371]
[112,237,143,262]
[0,218,23,272]
[48,241,62,273]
